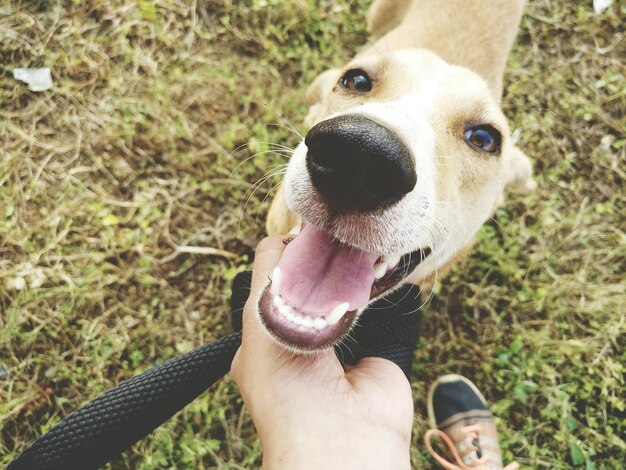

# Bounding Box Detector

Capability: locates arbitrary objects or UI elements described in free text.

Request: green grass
[1,0,624,468]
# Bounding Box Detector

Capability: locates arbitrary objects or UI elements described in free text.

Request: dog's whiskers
[231,140,294,154]
[241,164,287,201]
[238,165,287,230]
[262,103,305,140]
[240,169,285,217]
[267,123,304,139]
[230,140,293,228]
[488,215,505,233]
[421,212,448,237]
[228,148,292,185]
[255,173,284,224]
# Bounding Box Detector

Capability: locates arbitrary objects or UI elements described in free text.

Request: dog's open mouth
[258,224,430,350]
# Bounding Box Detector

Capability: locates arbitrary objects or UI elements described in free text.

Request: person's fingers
[234,236,286,372]
[247,236,286,302]
[241,236,287,354]
[230,346,242,384]
[231,237,285,383]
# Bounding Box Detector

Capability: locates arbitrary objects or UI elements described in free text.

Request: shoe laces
[424,425,519,470]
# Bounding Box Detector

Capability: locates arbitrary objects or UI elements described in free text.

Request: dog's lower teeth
[278,303,292,317]
[271,295,339,330]
[273,295,285,308]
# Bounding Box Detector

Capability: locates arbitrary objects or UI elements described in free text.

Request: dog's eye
[340,69,372,93]
[464,125,501,154]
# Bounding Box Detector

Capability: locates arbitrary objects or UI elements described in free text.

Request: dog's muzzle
[305,114,416,213]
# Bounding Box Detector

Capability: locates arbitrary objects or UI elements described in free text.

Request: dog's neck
[367,0,526,99]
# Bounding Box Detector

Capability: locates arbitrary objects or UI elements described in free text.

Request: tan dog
[261,0,535,351]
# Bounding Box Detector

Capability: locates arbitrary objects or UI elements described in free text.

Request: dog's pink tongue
[276,225,378,316]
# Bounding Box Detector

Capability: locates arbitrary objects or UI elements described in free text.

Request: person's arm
[230,236,413,470]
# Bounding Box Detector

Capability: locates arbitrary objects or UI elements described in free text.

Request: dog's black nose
[305,114,416,213]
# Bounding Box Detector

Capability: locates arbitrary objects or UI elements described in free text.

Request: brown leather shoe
[424,374,519,470]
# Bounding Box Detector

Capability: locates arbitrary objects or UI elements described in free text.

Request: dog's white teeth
[271,267,282,296]
[272,295,285,309]
[278,302,292,317]
[373,261,387,279]
[272,295,348,330]
[273,295,327,330]
[326,302,350,325]
[375,254,403,279]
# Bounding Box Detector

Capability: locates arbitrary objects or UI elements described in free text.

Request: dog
[260,0,536,351]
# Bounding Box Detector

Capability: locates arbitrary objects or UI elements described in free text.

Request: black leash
[9,272,422,470]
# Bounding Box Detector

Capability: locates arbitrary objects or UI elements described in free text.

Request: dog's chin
[257,237,431,352]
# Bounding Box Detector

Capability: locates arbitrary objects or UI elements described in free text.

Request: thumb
[242,236,294,354]
[247,236,287,302]
[233,236,286,374]
[235,236,341,378]
[346,357,412,396]
[345,358,414,444]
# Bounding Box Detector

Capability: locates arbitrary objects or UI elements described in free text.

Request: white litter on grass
[593,0,613,14]
[13,67,53,91]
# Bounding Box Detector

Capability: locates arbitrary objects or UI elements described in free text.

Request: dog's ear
[366,0,411,37]
[305,68,340,105]
[505,145,537,192]
[305,68,340,127]
[266,185,302,236]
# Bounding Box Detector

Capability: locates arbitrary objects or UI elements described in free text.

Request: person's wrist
[260,419,411,470]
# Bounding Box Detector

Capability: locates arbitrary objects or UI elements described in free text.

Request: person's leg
[425,374,519,470]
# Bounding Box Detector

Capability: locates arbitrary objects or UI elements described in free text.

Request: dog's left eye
[463,125,501,154]
[340,69,372,93]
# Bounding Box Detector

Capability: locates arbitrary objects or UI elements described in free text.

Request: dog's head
[261,49,535,351]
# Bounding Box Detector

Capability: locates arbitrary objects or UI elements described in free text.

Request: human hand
[230,236,413,470]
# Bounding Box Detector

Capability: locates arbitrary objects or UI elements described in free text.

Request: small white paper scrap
[13,67,53,91]
[593,0,613,14]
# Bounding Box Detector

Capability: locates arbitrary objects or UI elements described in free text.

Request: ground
[1,0,624,468]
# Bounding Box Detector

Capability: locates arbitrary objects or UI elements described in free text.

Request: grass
[1,0,624,468]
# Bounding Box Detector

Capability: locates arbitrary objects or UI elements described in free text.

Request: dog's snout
[305,114,416,213]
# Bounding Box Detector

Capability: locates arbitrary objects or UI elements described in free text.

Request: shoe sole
[426,374,490,430]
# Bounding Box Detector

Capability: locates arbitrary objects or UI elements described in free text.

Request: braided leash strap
[336,283,422,376]
[7,333,242,470]
[9,272,421,470]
